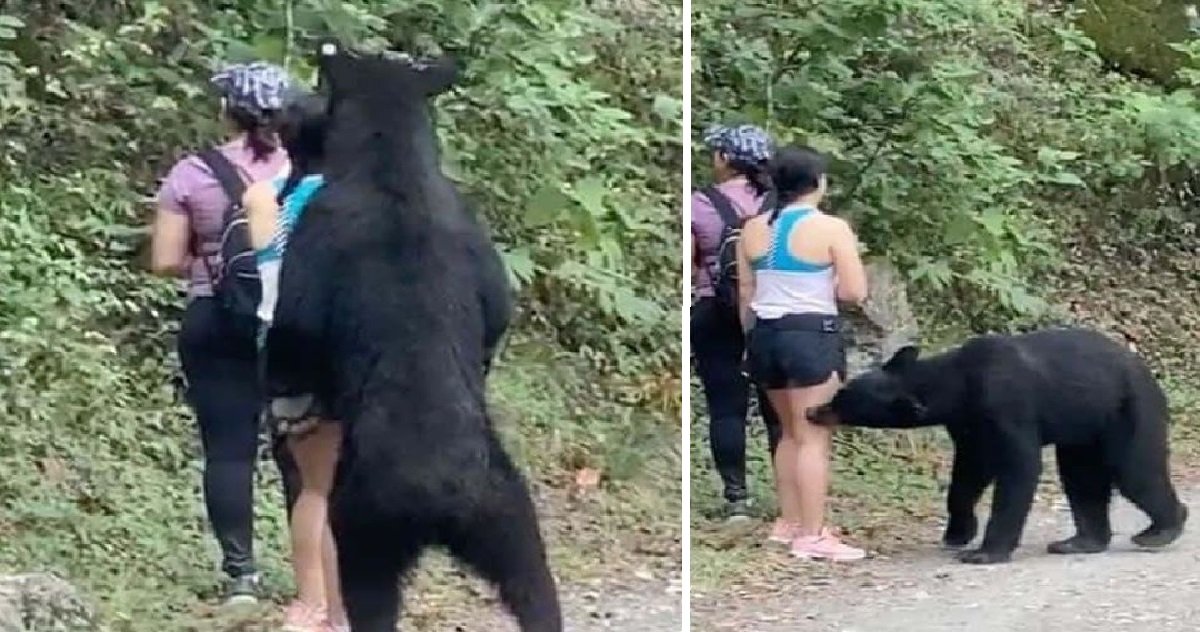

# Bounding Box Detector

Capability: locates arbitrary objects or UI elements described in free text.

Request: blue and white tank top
[748,206,838,319]
[256,172,325,326]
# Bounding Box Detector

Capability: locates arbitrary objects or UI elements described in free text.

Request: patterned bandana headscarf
[703,124,773,164]
[210,62,293,120]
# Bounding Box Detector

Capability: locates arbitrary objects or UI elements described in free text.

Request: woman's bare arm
[829,217,868,305]
[150,205,190,276]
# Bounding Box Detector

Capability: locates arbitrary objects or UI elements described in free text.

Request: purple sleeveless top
[690,177,764,299]
[156,135,288,298]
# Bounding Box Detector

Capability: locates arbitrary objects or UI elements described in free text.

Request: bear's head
[316,39,460,106]
[312,39,461,191]
[808,345,929,428]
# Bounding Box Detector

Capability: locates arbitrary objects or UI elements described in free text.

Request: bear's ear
[317,39,341,59]
[417,54,460,97]
[883,345,920,372]
[316,39,358,96]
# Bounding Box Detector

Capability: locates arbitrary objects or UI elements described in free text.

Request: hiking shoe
[222,574,261,607]
[790,528,866,562]
[282,600,328,632]
[723,499,752,524]
[767,519,800,544]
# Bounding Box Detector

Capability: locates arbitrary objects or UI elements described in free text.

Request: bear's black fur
[810,327,1188,565]
[264,43,559,630]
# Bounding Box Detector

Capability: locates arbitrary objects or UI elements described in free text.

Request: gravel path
[426,575,683,631]
[693,486,1200,632]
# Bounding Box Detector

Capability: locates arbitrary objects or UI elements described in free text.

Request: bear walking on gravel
[810,327,1188,565]
[264,43,560,630]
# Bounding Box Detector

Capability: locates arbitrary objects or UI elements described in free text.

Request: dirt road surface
[693,487,1200,631]
[428,575,683,632]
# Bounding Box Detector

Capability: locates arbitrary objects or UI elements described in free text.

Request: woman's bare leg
[787,374,842,536]
[321,518,347,625]
[287,422,341,609]
[766,389,802,524]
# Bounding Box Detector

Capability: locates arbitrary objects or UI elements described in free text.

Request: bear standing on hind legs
[263,43,561,631]
[810,327,1188,565]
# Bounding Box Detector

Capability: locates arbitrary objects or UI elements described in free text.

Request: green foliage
[695,0,1200,332]
[1077,0,1199,85]
[0,0,680,627]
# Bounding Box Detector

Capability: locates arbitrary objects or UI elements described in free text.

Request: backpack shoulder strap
[192,149,249,284]
[701,186,743,230]
[196,148,248,222]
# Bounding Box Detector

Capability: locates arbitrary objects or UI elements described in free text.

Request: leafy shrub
[694,0,1200,331]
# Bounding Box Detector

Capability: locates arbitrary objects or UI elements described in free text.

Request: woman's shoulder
[816,211,854,234]
[162,152,206,181]
[800,211,857,247]
[156,153,210,210]
[243,179,278,211]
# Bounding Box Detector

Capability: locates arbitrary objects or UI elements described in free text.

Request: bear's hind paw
[1047,535,1109,555]
[957,548,1012,565]
[1132,503,1188,549]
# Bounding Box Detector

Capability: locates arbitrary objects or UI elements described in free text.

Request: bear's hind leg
[1116,374,1188,548]
[336,520,423,632]
[445,472,562,632]
[943,443,993,549]
[1116,460,1187,549]
[1048,443,1112,555]
[961,434,1040,565]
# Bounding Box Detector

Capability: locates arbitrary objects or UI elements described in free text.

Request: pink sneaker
[282,600,327,632]
[767,519,801,544]
[321,621,350,632]
[790,528,866,561]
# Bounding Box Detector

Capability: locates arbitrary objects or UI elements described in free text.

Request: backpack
[701,186,747,315]
[193,149,261,337]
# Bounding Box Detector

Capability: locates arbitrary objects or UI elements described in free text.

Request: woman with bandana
[690,124,783,523]
[150,62,293,605]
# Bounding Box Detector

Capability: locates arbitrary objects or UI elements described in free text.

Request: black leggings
[178,298,262,579]
[691,297,782,503]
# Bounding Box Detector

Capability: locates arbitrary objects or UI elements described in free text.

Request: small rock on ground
[0,573,96,632]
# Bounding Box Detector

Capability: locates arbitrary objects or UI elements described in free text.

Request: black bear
[264,43,560,630]
[809,327,1188,565]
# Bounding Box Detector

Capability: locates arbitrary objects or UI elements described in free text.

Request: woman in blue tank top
[736,146,869,562]
[244,92,348,631]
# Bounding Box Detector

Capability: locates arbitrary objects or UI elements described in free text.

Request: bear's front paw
[942,517,977,550]
[957,548,1012,565]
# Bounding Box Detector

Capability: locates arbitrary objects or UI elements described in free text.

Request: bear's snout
[807,404,839,426]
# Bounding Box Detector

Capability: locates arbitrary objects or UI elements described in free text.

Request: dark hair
[275,92,330,204]
[724,156,773,198]
[224,105,282,162]
[767,145,828,223]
